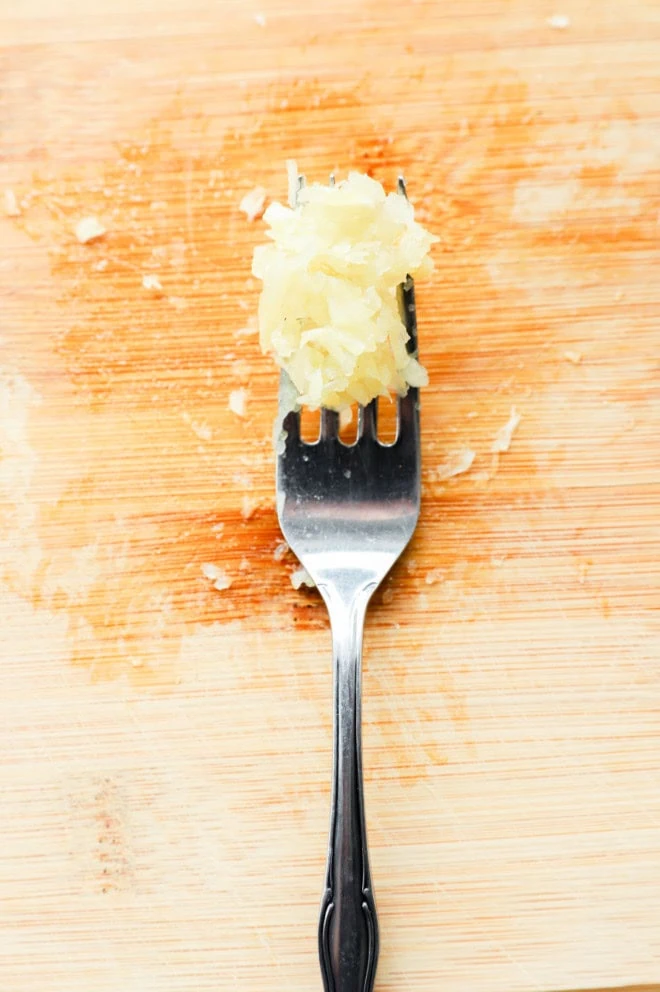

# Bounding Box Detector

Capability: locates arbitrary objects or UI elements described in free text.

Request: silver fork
[276,175,422,992]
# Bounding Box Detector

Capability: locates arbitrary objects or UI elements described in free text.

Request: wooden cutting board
[1,1,659,989]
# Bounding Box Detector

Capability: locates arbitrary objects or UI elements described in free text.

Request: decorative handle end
[319,886,378,992]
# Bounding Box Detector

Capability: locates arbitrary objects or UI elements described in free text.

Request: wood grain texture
[1,1,659,990]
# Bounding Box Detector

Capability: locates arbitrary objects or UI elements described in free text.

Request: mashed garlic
[252,170,437,411]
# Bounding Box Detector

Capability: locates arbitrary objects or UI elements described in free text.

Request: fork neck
[317,571,378,619]
[306,551,389,616]
[318,582,373,658]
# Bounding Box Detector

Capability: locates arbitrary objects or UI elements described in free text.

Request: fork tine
[320,409,339,439]
[396,175,418,355]
[398,273,418,355]
[397,273,420,440]
[291,172,306,209]
[357,400,378,439]
[282,407,300,445]
[397,387,418,437]
[396,175,420,440]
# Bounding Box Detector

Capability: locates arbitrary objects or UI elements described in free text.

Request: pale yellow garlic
[252,170,437,411]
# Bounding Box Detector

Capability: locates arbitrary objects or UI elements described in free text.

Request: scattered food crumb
[382,587,394,605]
[433,448,475,482]
[491,556,507,567]
[4,189,21,217]
[236,317,258,337]
[491,407,521,453]
[231,358,252,381]
[211,522,225,537]
[425,569,444,585]
[241,494,259,520]
[168,295,187,311]
[253,12,267,26]
[273,541,289,561]
[239,186,267,222]
[201,563,232,591]
[182,411,212,441]
[229,388,249,418]
[547,13,570,29]
[239,557,251,572]
[563,350,582,364]
[466,410,479,420]
[142,273,163,292]
[74,216,106,244]
[291,566,316,590]
[93,258,108,272]
[195,422,212,441]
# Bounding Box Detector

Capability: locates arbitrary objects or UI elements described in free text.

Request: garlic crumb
[547,13,570,28]
[201,563,232,591]
[4,189,21,217]
[236,317,258,337]
[239,187,267,222]
[181,411,212,441]
[75,216,106,244]
[241,494,259,520]
[229,388,249,418]
[563,350,582,364]
[491,407,521,453]
[142,273,163,292]
[433,448,475,482]
[291,566,316,590]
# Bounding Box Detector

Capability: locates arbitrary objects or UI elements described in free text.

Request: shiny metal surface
[276,177,421,992]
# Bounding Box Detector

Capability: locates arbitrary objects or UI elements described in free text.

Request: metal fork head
[275,174,422,593]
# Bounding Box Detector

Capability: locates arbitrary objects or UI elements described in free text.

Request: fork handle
[319,587,378,992]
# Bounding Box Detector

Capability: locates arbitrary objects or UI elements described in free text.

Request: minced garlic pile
[252,169,437,411]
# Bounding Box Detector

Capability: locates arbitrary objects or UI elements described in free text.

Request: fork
[275,175,422,992]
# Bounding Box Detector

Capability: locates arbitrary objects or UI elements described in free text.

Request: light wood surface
[1,1,660,990]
